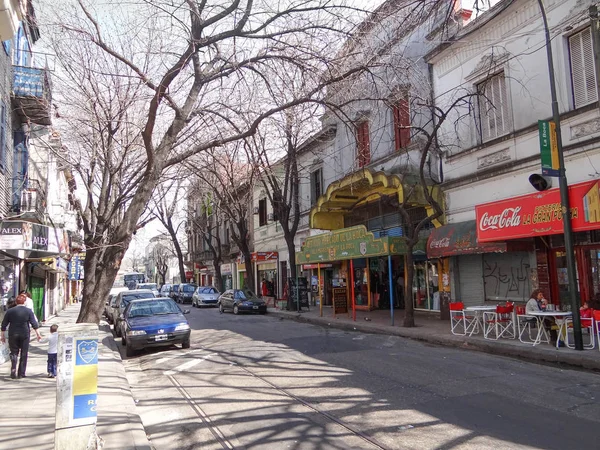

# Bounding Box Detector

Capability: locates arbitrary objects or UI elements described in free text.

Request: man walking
[0,294,42,379]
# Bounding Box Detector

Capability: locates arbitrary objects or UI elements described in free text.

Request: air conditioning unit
[267,213,274,221]
[253,207,259,215]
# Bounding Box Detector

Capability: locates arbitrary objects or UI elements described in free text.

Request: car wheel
[182,339,190,349]
[233,304,239,315]
[125,342,136,357]
[219,303,224,314]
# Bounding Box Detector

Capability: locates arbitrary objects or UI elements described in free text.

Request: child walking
[47,324,58,378]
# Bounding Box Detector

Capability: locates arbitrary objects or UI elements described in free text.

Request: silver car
[192,286,221,307]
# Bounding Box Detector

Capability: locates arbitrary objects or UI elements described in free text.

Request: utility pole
[537,0,583,349]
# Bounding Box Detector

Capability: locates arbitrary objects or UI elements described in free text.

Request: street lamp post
[537,0,583,349]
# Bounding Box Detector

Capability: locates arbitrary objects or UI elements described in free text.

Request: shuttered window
[310,168,323,206]
[392,92,410,150]
[569,27,598,108]
[356,120,370,167]
[476,72,511,142]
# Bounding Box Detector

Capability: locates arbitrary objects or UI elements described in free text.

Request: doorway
[29,276,45,321]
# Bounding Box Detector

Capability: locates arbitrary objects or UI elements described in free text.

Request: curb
[97,323,153,450]
[268,309,600,372]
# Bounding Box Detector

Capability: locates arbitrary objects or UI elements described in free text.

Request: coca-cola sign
[475,179,600,243]
[479,207,522,231]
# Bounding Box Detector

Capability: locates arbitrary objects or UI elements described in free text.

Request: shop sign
[68,253,85,280]
[0,221,69,253]
[252,252,278,262]
[301,264,333,270]
[476,179,600,242]
[185,271,194,278]
[220,263,232,274]
[297,225,387,264]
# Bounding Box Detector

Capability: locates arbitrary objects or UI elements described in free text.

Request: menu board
[333,288,348,314]
[288,277,309,310]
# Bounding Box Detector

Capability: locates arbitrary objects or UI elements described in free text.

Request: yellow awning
[310,168,444,230]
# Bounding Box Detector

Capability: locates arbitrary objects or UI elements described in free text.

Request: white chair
[483,304,515,340]
[449,302,476,336]
[515,305,537,343]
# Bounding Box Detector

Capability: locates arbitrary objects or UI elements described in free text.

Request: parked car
[120,297,191,357]
[112,289,155,337]
[175,283,197,304]
[136,283,160,297]
[170,284,180,301]
[218,289,267,315]
[192,286,220,307]
[159,284,172,297]
[105,287,130,323]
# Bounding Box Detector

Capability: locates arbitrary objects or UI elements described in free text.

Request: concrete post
[55,324,99,449]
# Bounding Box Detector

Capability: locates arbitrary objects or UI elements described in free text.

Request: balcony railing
[12,65,52,126]
[11,178,46,216]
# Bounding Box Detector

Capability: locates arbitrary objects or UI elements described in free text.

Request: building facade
[427,0,600,310]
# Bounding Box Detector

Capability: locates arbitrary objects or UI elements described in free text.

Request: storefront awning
[296,225,426,264]
[427,220,507,258]
[310,168,444,230]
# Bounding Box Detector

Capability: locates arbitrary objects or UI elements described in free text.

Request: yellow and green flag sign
[538,120,559,177]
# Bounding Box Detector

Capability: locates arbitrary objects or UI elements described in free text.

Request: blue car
[120,297,191,357]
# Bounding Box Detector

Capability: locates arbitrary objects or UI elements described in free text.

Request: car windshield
[138,284,157,290]
[183,285,196,292]
[128,299,182,317]
[203,288,218,294]
[122,292,155,305]
[235,290,257,300]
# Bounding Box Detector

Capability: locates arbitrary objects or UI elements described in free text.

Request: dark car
[113,289,155,337]
[218,289,267,315]
[170,284,180,301]
[120,297,191,357]
[175,283,197,304]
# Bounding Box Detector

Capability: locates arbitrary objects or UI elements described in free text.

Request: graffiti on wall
[483,253,532,301]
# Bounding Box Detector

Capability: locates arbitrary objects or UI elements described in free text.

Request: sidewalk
[0,304,151,450]
[268,305,600,371]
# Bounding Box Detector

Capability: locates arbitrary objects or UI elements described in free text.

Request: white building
[427,0,600,308]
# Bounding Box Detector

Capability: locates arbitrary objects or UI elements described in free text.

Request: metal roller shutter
[458,255,485,307]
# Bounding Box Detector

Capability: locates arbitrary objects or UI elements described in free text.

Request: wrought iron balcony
[12,65,52,126]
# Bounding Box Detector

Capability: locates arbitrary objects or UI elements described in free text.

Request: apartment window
[569,27,598,108]
[0,102,6,171]
[476,72,511,142]
[356,120,370,167]
[258,198,267,226]
[310,168,323,206]
[392,93,410,150]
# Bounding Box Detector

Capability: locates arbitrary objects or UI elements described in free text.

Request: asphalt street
[120,306,600,450]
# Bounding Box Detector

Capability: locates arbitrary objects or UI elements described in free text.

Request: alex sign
[476,179,600,242]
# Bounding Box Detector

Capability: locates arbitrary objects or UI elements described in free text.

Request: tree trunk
[403,250,415,327]
[166,225,186,283]
[213,267,223,292]
[77,245,124,323]
[286,234,296,280]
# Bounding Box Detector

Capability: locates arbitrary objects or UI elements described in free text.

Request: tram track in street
[166,346,392,450]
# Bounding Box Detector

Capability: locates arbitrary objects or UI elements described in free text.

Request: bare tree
[153,243,173,286]
[41,0,380,322]
[149,181,187,284]
[187,143,256,291]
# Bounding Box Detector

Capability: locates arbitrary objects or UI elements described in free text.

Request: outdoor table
[464,306,497,336]
[526,311,572,348]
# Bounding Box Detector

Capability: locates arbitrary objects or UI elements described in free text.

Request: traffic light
[528,173,552,191]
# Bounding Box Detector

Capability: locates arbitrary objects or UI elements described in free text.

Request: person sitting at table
[526,289,559,345]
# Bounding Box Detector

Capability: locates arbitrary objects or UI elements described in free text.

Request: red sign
[476,179,600,242]
[185,271,194,278]
[252,251,278,262]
